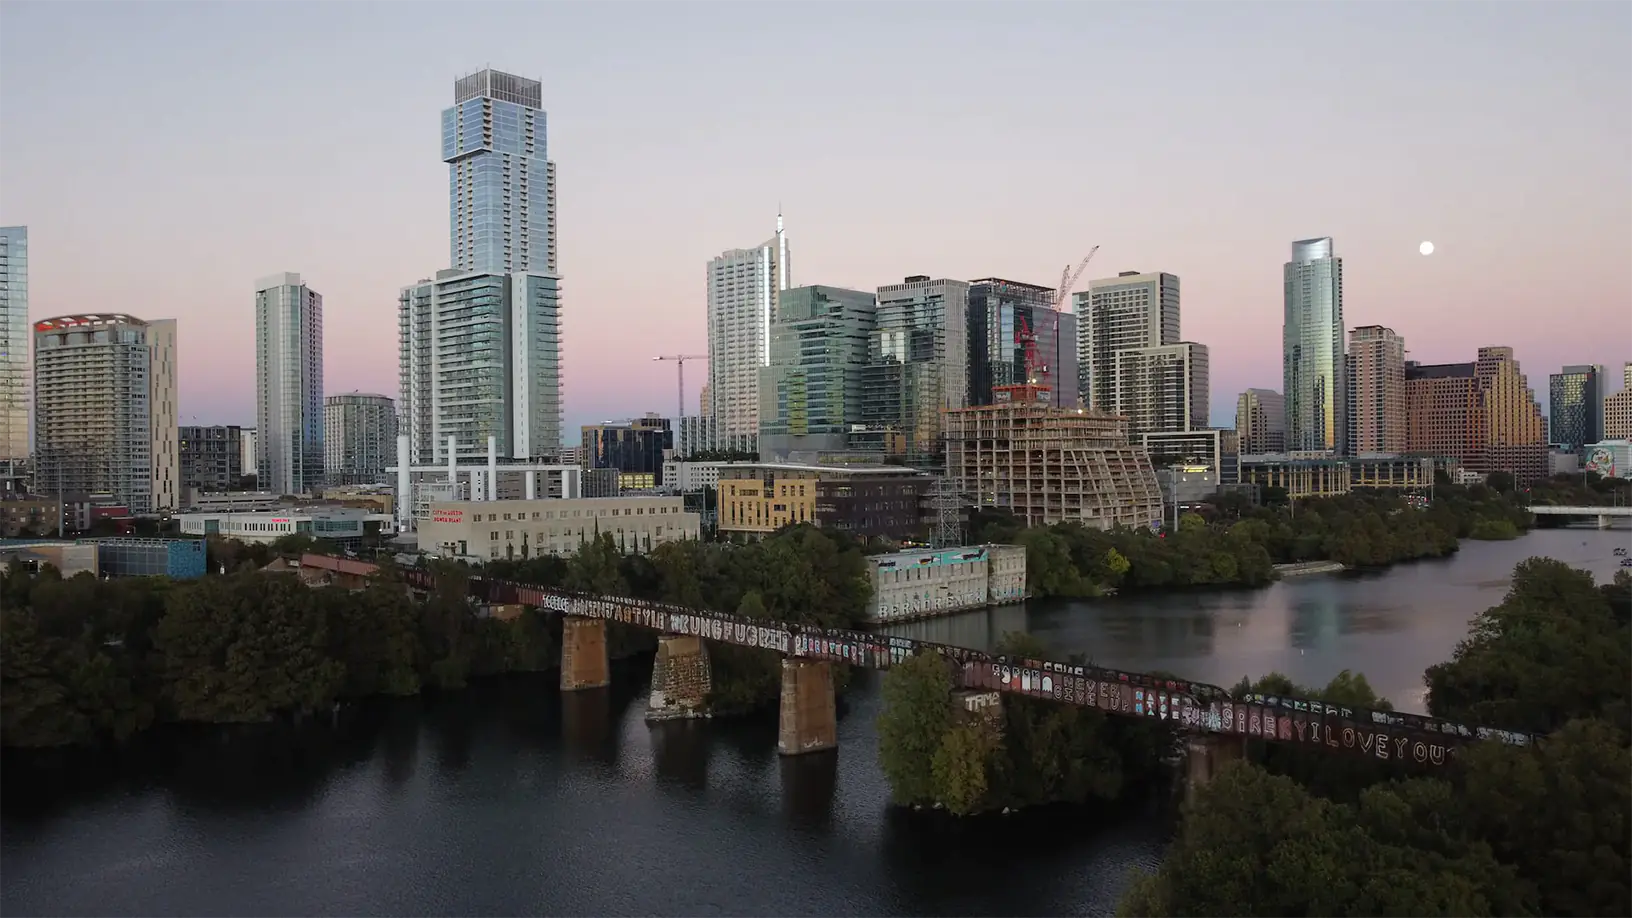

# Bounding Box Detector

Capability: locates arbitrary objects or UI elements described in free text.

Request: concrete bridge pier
[1599,514,1613,530]
[1185,734,1244,794]
[560,616,611,691]
[777,659,837,756]
[647,634,713,721]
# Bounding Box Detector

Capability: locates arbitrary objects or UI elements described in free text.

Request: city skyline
[1,2,1628,434]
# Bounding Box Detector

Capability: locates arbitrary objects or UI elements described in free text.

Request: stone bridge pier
[647,634,713,721]
[560,616,611,691]
[778,659,837,756]
[1185,733,1244,794]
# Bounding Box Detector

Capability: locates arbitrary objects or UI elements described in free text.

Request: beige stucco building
[418,496,699,561]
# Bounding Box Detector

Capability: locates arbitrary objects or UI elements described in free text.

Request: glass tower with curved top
[443,69,556,275]
[1283,237,1345,454]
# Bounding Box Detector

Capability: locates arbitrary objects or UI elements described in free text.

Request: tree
[876,651,955,806]
[153,572,344,723]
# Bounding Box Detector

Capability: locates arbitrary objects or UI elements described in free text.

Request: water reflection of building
[879,604,1029,652]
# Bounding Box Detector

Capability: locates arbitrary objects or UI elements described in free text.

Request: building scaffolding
[944,386,1164,530]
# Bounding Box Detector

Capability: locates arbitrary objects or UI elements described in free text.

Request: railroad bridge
[301,554,1538,784]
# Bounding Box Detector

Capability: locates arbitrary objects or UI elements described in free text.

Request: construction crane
[1054,245,1101,312]
[653,354,708,420]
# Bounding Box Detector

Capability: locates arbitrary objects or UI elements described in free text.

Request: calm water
[3,528,1627,917]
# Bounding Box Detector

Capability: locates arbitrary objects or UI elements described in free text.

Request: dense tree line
[1119,559,1632,917]
[876,633,1176,815]
[973,485,1533,598]
[0,524,874,749]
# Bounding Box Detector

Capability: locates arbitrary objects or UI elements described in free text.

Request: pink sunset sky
[1,1,1628,433]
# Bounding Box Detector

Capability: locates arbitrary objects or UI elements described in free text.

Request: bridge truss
[307,554,1540,769]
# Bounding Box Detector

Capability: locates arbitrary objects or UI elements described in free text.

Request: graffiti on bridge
[371,560,1542,757]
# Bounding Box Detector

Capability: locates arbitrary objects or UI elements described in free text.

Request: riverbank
[1273,560,1347,577]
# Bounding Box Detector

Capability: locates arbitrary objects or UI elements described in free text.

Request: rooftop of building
[720,462,923,476]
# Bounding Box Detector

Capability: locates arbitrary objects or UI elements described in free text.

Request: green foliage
[1468,518,1521,540]
[876,633,1174,815]
[876,651,955,806]
[1126,558,1632,917]
[971,487,1534,597]
[1427,557,1631,735]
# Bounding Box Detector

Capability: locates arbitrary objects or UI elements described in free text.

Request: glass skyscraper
[759,284,876,457]
[1283,238,1345,454]
[0,226,28,465]
[1548,364,1604,449]
[443,69,556,275]
[967,278,1079,410]
[399,70,564,467]
[255,273,324,496]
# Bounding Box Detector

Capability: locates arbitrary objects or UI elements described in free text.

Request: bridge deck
[301,553,1539,766]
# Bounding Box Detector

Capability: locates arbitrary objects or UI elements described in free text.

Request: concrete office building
[1236,388,1286,454]
[706,214,791,454]
[255,273,324,496]
[967,278,1078,409]
[1549,364,1606,449]
[0,227,28,471]
[716,462,932,541]
[856,276,970,464]
[1142,428,1240,485]
[1346,325,1406,454]
[1076,271,1180,412]
[419,495,698,561]
[758,284,876,458]
[325,393,398,486]
[1283,238,1346,454]
[179,425,245,492]
[1113,342,1209,437]
[1606,363,1632,440]
[1406,346,1547,484]
[33,314,178,514]
[865,544,1028,623]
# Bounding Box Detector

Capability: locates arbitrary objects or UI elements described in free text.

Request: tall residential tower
[324,393,398,486]
[1283,238,1345,453]
[255,273,324,495]
[400,70,564,465]
[1076,271,1180,413]
[1345,325,1406,454]
[0,226,28,474]
[33,314,176,513]
[705,214,790,453]
[445,69,556,275]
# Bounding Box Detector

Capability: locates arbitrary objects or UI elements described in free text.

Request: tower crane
[1054,245,1101,312]
[653,354,708,420]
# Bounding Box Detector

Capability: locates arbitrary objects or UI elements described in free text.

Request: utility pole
[653,355,707,420]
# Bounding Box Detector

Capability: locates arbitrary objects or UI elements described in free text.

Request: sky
[2,1,1629,433]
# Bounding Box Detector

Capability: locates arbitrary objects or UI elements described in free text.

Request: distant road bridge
[1528,505,1630,528]
[301,554,1539,783]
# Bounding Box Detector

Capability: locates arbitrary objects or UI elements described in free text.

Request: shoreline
[1273,560,1348,577]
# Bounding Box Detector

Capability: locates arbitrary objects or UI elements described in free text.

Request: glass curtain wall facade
[859,277,969,464]
[759,284,876,456]
[398,270,561,464]
[1283,238,1345,454]
[255,273,324,495]
[1548,364,1604,449]
[967,278,1079,409]
[443,70,555,275]
[582,415,673,485]
[0,227,27,466]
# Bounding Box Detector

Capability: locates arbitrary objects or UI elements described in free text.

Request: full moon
[1420,241,1435,256]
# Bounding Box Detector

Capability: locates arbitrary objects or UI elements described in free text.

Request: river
[2,528,1626,917]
